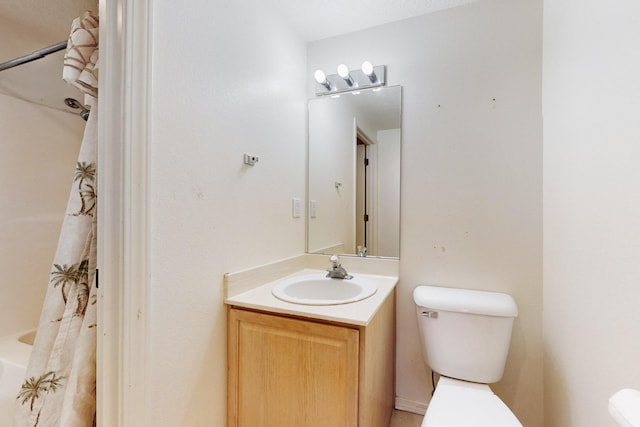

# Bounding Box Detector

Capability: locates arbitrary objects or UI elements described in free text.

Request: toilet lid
[422,377,523,427]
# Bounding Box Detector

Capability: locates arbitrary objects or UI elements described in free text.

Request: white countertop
[225,268,398,326]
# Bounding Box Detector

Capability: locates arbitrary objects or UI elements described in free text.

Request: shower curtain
[14,11,99,427]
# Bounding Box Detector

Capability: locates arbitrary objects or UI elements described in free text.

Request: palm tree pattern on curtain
[51,259,91,318]
[72,162,96,217]
[17,372,64,421]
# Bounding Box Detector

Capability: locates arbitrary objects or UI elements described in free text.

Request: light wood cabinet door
[228,309,360,427]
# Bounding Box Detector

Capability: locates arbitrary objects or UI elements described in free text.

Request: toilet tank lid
[413,285,518,317]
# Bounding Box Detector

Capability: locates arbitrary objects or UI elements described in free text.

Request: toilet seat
[421,377,522,427]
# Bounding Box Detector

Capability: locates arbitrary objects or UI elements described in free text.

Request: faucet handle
[329,255,340,267]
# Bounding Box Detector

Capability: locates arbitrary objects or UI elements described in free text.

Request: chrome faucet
[326,255,353,280]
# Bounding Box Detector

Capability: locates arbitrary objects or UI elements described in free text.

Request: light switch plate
[309,200,317,218]
[292,198,301,218]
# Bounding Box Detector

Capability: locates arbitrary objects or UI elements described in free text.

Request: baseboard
[395,397,428,415]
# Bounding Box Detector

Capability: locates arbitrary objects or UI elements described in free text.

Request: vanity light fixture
[313,62,386,96]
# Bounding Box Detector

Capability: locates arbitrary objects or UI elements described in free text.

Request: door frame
[97,0,151,425]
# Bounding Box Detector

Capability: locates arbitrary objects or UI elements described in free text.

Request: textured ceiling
[275,0,478,41]
[0,0,476,112]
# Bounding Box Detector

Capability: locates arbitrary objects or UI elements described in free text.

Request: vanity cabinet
[227,291,395,427]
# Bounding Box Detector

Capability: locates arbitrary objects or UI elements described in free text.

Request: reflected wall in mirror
[308,85,401,258]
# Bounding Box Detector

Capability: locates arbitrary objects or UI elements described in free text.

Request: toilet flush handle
[421,311,438,319]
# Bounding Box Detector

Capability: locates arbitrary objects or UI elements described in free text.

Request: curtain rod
[0,41,67,72]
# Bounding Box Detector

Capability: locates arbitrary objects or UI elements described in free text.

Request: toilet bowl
[423,377,521,426]
[413,285,521,426]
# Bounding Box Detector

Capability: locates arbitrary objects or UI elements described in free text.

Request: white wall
[543,1,640,425]
[148,1,307,425]
[0,94,83,337]
[308,1,543,425]
[308,97,356,253]
[376,128,401,257]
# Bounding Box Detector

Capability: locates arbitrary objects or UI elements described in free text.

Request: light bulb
[314,69,327,84]
[337,63,355,87]
[361,61,374,76]
[314,69,333,91]
[337,64,349,79]
[361,61,377,84]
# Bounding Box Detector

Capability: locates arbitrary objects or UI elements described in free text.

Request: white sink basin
[271,273,378,305]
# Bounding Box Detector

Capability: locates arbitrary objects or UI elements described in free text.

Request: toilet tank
[413,285,518,384]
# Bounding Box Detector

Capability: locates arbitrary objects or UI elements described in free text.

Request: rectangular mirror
[307,85,401,258]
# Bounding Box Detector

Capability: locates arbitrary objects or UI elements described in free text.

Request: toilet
[413,285,522,426]
[609,388,640,427]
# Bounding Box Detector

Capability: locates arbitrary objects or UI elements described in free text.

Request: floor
[389,410,423,427]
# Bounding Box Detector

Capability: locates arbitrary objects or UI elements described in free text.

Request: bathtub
[0,330,35,426]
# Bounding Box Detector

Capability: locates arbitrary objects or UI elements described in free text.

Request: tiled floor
[389,410,423,427]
